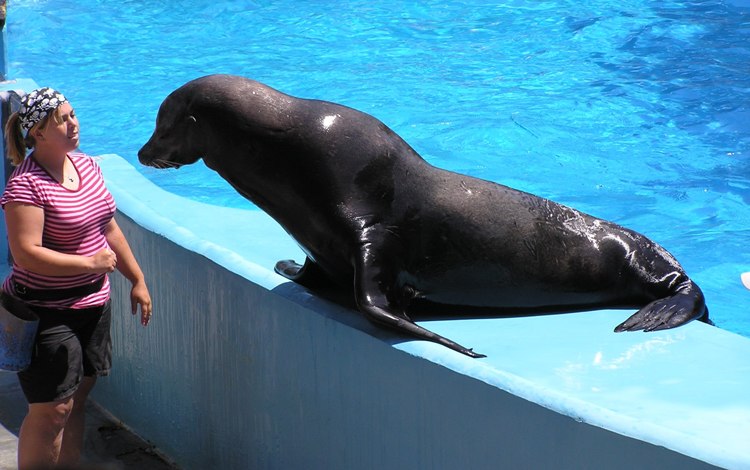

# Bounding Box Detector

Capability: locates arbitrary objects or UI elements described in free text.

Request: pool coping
[99,153,750,469]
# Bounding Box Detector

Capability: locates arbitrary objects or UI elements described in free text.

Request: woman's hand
[131,280,152,326]
[90,247,117,273]
[6,202,118,276]
[104,218,152,325]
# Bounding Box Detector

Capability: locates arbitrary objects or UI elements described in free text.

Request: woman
[1,87,152,469]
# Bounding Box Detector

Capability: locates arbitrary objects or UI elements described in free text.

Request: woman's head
[4,88,69,166]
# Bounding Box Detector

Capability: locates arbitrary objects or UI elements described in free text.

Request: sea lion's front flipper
[275,258,333,289]
[352,247,486,358]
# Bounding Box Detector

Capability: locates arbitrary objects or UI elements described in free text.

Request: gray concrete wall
[97,212,720,470]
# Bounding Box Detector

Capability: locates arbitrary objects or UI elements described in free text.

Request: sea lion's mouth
[144,158,183,169]
[138,145,183,169]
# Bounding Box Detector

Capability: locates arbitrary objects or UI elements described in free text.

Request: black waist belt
[12,277,105,301]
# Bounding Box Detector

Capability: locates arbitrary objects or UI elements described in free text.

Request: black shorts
[18,300,112,404]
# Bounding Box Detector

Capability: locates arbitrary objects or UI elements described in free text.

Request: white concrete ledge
[92,154,749,469]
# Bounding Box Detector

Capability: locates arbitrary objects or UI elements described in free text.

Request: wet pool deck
[0,371,177,469]
[0,255,176,469]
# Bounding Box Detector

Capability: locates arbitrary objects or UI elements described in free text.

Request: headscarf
[17,87,68,138]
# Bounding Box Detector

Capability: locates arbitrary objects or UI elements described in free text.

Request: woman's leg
[58,376,97,466]
[17,397,74,470]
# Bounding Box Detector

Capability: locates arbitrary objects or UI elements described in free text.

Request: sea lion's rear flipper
[614,280,708,332]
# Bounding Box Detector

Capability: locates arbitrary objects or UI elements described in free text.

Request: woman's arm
[5,201,116,276]
[105,217,152,325]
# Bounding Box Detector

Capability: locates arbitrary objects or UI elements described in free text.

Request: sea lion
[139,74,708,358]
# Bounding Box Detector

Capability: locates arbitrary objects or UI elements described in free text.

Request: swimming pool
[5,0,750,337]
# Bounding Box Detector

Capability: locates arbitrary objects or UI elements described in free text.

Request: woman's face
[36,102,79,152]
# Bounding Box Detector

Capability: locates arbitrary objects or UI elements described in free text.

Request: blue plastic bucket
[0,295,39,372]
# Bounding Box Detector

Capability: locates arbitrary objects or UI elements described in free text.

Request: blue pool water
[5,1,750,337]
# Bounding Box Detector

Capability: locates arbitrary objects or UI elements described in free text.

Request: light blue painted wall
[99,210,721,470]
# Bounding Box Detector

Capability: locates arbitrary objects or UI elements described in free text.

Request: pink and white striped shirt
[1,152,113,308]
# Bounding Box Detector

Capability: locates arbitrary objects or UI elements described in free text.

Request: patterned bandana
[18,87,68,138]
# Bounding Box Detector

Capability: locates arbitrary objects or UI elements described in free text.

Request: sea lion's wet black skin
[139,74,708,358]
